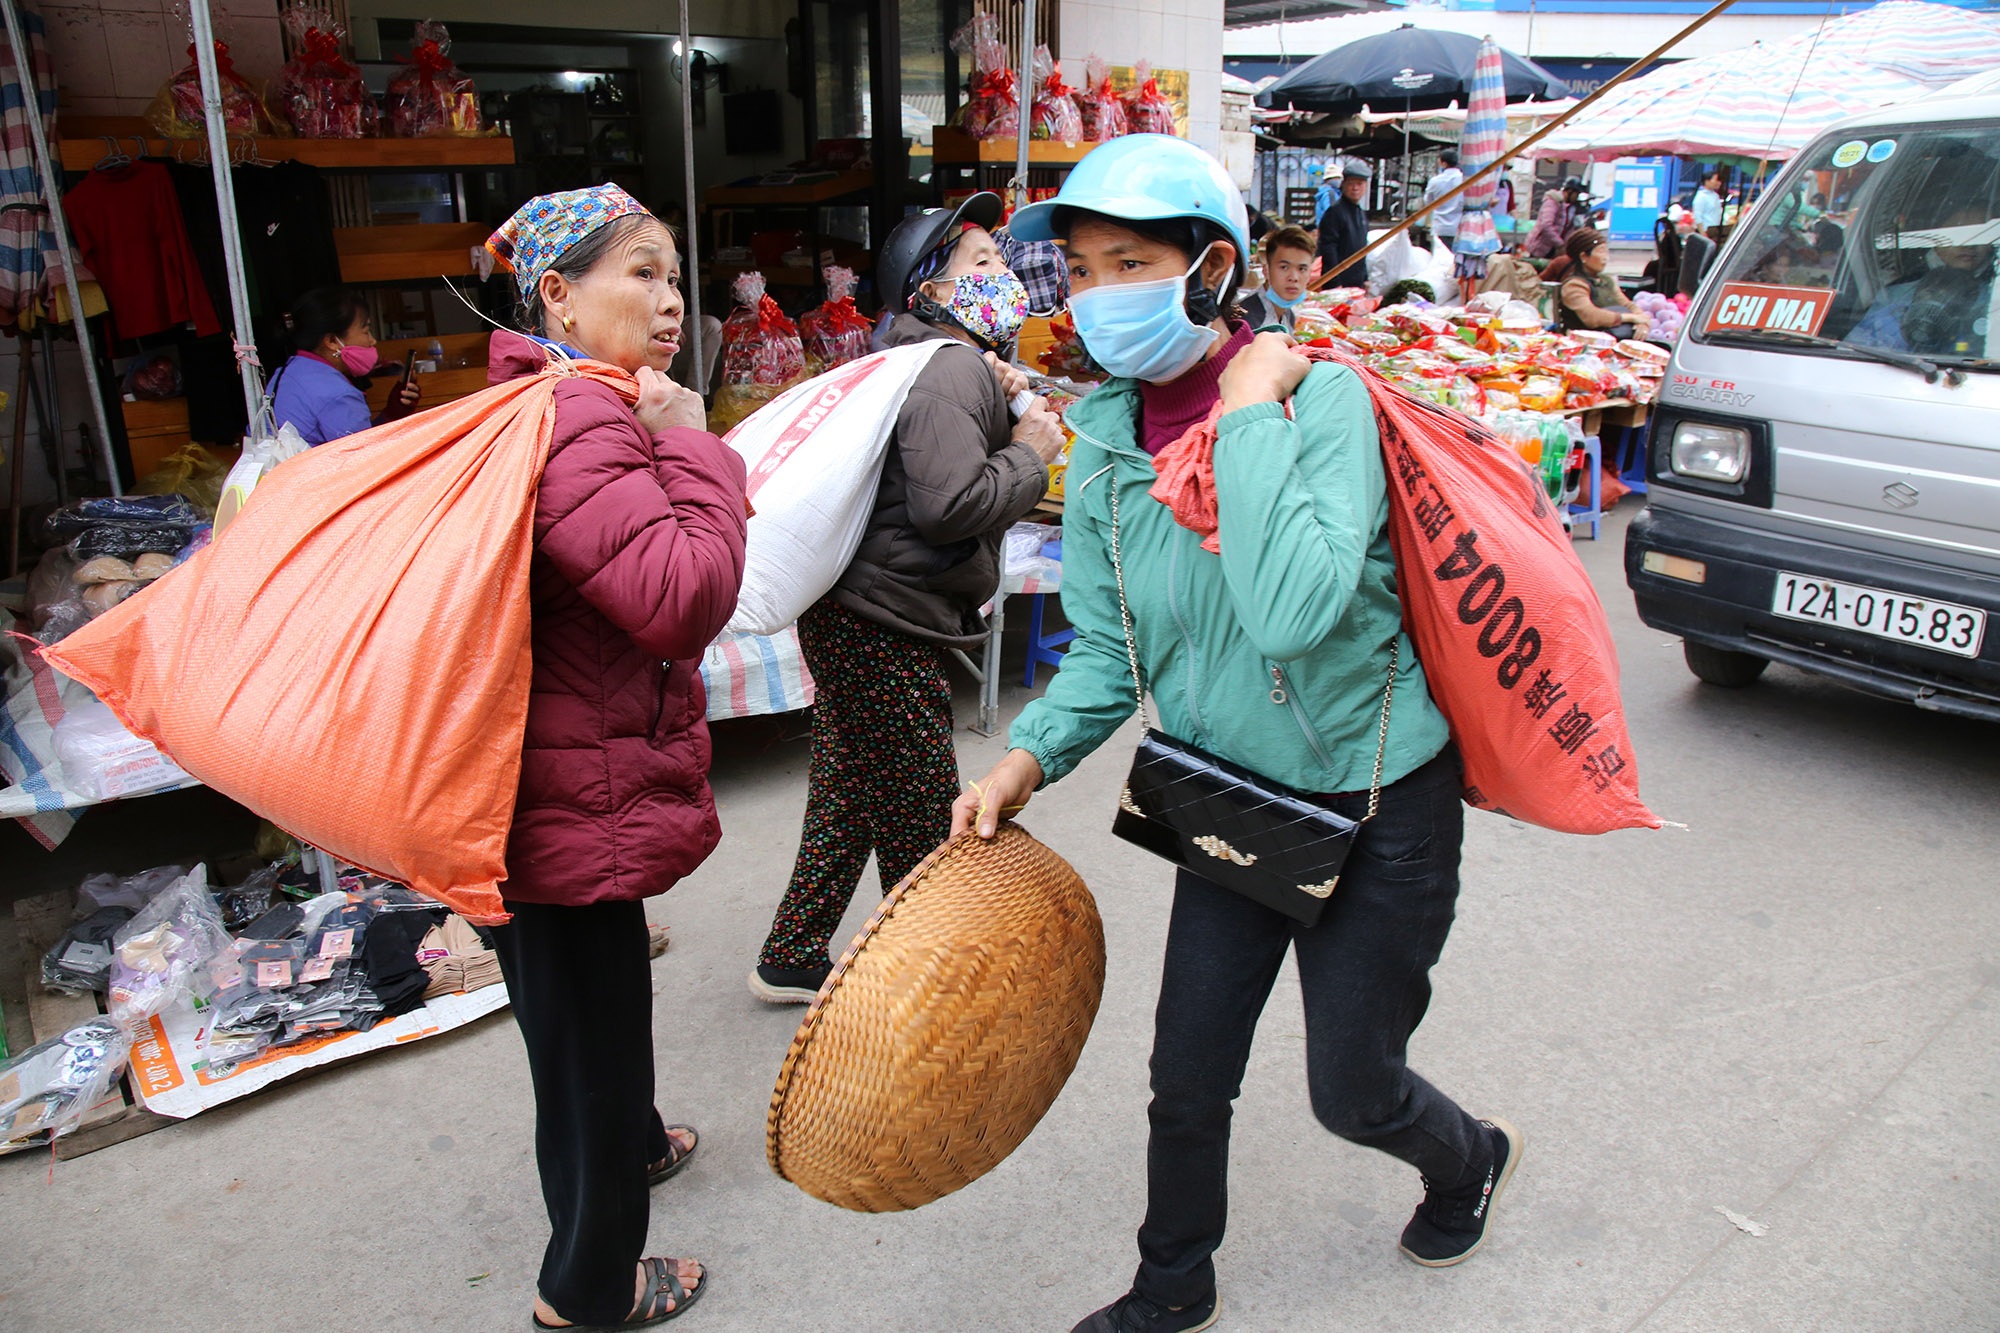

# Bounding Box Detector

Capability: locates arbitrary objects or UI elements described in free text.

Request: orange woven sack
[1317,346,1657,834]
[42,360,642,922]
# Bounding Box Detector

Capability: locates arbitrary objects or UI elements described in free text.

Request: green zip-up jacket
[1009,360,1451,795]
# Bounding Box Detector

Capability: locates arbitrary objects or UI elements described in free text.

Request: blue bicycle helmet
[1009,134,1252,284]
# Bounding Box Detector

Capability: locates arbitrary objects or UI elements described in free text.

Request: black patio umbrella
[1254,25,1568,115]
[1256,25,1567,218]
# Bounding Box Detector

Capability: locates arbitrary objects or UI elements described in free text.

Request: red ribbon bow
[1041,71,1075,99]
[185,40,237,80]
[301,29,345,67]
[408,39,449,78]
[974,68,1018,101]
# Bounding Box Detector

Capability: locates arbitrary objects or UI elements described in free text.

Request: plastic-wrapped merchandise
[1029,46,1082,146]
[66,523,193,562]
[216,423,310,533]
[0,1020,131,1147]
[1077,55,1128,142]
[949,14,1019,140]
[53,696,193,802]
[276,6,370,139]
[41,908,133,994]
[106,866,229,1027]
[386,21,482,137]
[132,443,229,518]
[217,865,284,932]
[146,41,281,140]
[1124,60,1176,136]
[77,864,187,915]
[710,272,807,433]
[44,494,199,537]
[797,266,875,373]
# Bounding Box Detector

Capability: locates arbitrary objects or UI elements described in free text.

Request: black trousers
[490,899,673,1324]
[1133,747,1488,1308]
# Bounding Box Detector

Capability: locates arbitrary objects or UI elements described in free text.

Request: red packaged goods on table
[387,21,483,138]
[1077,55,1128,142]
[1124,60,1176,136]
[799,265,874,372]
[1029,46,1082,146]
[276,6,369,139]
[147,41,281,139]
[711,272,807,433]
[949,14,1019,140]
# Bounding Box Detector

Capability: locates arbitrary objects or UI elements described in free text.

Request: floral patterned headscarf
[485,184,653,301]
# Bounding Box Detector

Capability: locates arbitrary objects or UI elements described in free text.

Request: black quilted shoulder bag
[1104,474,1395,926]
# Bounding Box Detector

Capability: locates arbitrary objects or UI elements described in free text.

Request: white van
[1625,93,2000,720]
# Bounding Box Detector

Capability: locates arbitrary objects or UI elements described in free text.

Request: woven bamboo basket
[766,823,1106,1212]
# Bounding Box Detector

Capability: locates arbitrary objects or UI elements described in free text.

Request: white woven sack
[723,342,950,635]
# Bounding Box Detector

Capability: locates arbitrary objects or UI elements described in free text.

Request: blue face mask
[1067,245,1222,384]
[1263,286,1304,310]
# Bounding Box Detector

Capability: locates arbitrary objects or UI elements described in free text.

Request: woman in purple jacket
[268,287,421,445]
[482,185,748,1330]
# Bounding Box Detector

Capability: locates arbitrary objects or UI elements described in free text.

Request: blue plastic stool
[1023,592,1076,686]
[1567,432,1602,541]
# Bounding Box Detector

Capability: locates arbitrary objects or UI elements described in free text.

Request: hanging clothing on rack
[0,6,56,325]
[61,162,220,342]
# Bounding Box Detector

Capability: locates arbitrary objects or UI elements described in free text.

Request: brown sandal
[529,1257,707,1330]
[647,1125,698,1186]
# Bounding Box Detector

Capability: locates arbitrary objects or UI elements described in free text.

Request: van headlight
[1669,422,1752,483]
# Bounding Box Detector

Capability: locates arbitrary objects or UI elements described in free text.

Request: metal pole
[677,1,704,388]
[1012,0,1036,214]
[0,0,122,494]
[186,0,267,426]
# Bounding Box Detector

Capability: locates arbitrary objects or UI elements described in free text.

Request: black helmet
[877,191,1006,313]
[1562,176,1587,194]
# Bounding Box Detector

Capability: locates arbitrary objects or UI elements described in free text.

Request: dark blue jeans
[1133,745,1486,1308]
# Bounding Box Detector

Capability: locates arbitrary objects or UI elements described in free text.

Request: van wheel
[1684,641,1769,688]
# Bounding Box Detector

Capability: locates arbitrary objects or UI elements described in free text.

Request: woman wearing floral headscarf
[747,191,1066,1002]
[482,184,748,1329]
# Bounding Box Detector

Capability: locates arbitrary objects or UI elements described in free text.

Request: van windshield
[1697,123,2000,369]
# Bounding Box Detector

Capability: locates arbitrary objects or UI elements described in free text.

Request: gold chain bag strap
[1105,471,1395,926]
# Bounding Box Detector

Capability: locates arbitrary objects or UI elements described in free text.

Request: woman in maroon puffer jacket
[482,185,746,1331]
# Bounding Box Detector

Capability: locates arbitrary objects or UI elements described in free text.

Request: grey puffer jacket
[830,315,1049,649]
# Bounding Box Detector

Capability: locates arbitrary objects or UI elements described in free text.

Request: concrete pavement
[2,505,1996,1332]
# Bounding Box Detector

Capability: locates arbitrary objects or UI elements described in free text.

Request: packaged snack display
[798,266,874,373]
[147,41,281,140]
[1124,60,1177,136]
[1077,55,1128,142]
[1029,46,1083,146]
[276,6,370,139]
[949,14,1020,140]
[386,21,482,137]
[710,272,808,433]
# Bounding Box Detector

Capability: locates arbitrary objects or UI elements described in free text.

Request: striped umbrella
[1791,0,2000,86]
[0,7,56,325]
[1452,37,1506,281]
[1531,41,1931,163]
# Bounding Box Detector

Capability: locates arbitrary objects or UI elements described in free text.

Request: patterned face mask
[921,270,1030,351]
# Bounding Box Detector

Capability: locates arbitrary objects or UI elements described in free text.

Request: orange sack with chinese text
[41,361,645,922]
[1156,344,1657,835]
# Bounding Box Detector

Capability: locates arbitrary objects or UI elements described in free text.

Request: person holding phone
[269,287,421,446]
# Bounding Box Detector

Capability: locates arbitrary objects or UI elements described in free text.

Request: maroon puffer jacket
[490,331,749,906]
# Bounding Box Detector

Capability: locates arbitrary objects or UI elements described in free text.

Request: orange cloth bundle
[42,359,645,924]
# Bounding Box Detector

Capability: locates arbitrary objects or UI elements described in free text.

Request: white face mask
[1066,245,1222,384]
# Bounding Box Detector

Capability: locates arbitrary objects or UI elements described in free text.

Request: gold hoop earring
[562,315,574,332]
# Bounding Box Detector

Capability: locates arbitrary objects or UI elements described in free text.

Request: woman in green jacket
[956,135,1521,1333]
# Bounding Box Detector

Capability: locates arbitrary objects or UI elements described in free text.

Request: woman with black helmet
[748,191,1066,1002]
[957,135,1518,1333]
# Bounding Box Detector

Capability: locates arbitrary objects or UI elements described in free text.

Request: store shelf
[334,223,490,284]
[57,117,515,172]
[704,169,873,206]
[929,127,1096,167]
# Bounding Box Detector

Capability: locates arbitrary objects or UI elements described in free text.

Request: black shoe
[747,960,832,1004]
[1400,1117,1524,1268]
[1070,1290,1218,1333]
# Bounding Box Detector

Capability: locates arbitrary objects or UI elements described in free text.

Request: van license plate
[1771,573,1985,659]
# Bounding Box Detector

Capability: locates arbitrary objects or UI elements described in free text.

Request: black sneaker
[1070,1290,1218,1333]
[1400,1118,1524,1268]
[747,960,832,1004]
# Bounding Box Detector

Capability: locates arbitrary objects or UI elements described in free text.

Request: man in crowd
[1692,168,1725,239]
[1317,159,1373,287]
[1241,225,1315,332]
[1421,149,1465,251]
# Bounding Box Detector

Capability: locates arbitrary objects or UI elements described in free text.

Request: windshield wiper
[1709,327,1962,384]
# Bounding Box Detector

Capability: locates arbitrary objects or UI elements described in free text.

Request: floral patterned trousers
[757,599,960,970]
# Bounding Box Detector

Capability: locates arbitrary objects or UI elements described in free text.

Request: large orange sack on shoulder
[1321,346,1657,834]
[43,360,642,922]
